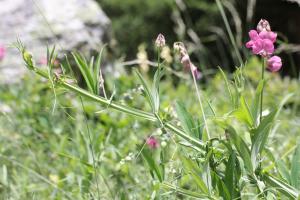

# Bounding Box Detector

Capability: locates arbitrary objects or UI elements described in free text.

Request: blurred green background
[1,0,300,199]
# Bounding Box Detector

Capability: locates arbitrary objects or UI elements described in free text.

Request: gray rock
[0,0,110,84]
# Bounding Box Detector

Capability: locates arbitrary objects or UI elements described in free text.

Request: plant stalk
[35,68,207,150]
[260,58,265,122]
[190,68,211,139]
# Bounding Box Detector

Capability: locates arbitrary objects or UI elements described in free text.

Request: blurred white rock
[0,0,110,83]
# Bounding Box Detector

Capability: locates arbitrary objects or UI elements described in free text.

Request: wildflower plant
[15,23,300,199]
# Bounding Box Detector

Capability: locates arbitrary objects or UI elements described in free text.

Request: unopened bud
[23,51,34,70]
[173,42,185,52]
[155,33,165,48]
[257,19,271,33]
[181,54,191,69]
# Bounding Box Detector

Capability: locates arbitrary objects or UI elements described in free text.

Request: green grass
[0,55,299,199]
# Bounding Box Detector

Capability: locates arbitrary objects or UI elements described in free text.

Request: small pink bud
[155,33,165,48]
[257,19,271,33]
[146,136,159,149]
[191,64,202,80]
[180,54,191,69]
[267,56,282,72]
[0,45,6,61]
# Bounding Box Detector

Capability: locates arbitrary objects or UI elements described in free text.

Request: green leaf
[152,67,165,113]
[224,125,253,173]
[234,96,254,128]
[135,69,155,112]
[181,157,209,194]
[141,147,163,182]
[251,80,265,127]
[212,171,231,200]
[218,66,233,106]
[175,101,199,139]
[72,53,95,93]
[202,150,212,194]
[225,151,240,199]
[291,144,300,189]
[263,173,299,199]
[250,110,277,169]
[161,182,211,199]
[95,45,106,95]
[276,159,291,184]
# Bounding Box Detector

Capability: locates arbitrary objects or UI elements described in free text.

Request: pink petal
[259,31,277,43]
[249,30,259,40]
[268,32,277,43]
[245,40,253,48]
[252,39,263,54]
[263,39,274,55]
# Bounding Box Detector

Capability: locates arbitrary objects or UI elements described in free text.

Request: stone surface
[0,0,110,84]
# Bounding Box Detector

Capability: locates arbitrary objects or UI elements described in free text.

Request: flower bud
[173,42,185,53]
[257,19,271,33]
[155,33,165,48]
[146,136,159,149]
[191,64,202,80]
[267,56,282,72]
[180,54,191,69]
[0,45,6,61]
[23,51,34,70]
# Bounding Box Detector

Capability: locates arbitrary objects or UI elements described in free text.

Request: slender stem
[190,68,210,139]
[80,97,102,199]
[35,68,207,150]
[260,58,265,122]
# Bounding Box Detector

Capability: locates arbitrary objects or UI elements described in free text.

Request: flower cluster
[173,42,201,79]
[0,45,6,61]
[246,19,282,72]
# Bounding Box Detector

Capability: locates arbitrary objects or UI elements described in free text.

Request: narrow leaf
[234,96,254,127]
[181,157,209,194]
[141,148,163,182]
[175,101,198,138]
[225,125,253,173]
[135,69,155,111]
[291,144,300,189]
[95,45,106,95]
[72,53,95,93]
[276,159,291,184]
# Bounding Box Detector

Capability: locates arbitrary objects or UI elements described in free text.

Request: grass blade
[291,144,300,189]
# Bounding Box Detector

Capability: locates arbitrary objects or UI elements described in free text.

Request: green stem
[191,68,210,139]
[260,58,265,122]
[35,68,206,150]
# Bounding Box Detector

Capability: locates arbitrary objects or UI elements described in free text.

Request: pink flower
[146,136,159,149]
[258,31,277,43]
[0,45,6,61]
[267,56,282,72]
[251,38,274,57]
[245,30,276,57]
